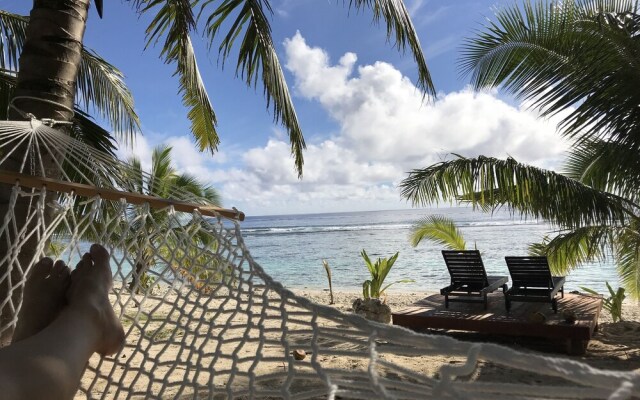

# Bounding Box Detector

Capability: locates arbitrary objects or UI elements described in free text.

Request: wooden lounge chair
[504,256,565,313]
[440,250,508,309]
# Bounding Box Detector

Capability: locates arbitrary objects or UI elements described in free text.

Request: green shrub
[581,282,625,322]
[360,250,413,300]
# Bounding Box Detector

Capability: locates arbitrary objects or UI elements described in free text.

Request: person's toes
[89,244,110,266]
[89,243,112,281]
[52,260,69,277]
[75,252,92,272]
[29,257,53,279]
[13,257,70,343]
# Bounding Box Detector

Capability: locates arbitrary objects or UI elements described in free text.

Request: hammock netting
[0,119,638,399]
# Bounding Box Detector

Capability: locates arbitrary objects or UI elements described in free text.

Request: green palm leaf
[400,155,634,229]
[136,0,219,154]
[564,140,640,205]
[528,226,614,275]
[460,0,640,152]
[348,0,435,98]
[202,0,305,176]
[76,50,140,144]
[615,220,640,298]
[410,215,466,250]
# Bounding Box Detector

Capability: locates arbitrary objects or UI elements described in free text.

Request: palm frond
[0,11,26,71]
[528,226,613,275]
[460,0,640,151]
[137,0,219,153]
[76,50,140,144]
[71,109,118,157]
[410,215,466,250]
[349,0,435,98]
[400,155,634,229]
[614,219,640,299]
[564,139,640,205]
[202,0,305,176]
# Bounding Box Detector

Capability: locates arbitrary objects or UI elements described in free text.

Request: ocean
[239,207,619,294]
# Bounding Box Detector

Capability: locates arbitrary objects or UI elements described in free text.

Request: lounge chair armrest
[480,276,508,294]
[440,285,454,295]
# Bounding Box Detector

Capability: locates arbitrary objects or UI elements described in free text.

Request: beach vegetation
[581,283,626,322]
[360,250,413,299]
[322,259,335,305]
[410,215,467,250]
[120,145,221,293]
[400,0,640,299]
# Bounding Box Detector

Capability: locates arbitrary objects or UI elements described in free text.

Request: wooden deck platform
[392,292,603,355]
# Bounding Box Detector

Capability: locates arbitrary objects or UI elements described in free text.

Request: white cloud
[119,32,572,216]
[283,32,569,170]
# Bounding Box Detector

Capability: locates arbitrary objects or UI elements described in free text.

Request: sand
[78,288,640,398]
[296,289,640,370]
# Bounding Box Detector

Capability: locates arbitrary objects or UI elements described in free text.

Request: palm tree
[0,9,143,339]
[401,0,640,298]
[0,0,435,340]
[118,145,221,294]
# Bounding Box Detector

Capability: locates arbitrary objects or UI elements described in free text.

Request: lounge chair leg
[505,297,511,312]
[484,294,488,310]
[502,284,507,293]
[444,295,449,308]
[552,299,558,313]
[561,286,564,298]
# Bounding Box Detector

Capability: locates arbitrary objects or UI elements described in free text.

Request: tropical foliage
[401,0,640,298]
[360,249,412,299]
[410,215,467,250]
[118,145,222,293]
[581,282,626,322]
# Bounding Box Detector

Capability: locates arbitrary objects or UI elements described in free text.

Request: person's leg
[0,244,125,400]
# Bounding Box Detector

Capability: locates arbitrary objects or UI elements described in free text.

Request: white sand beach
[79,288,640,398]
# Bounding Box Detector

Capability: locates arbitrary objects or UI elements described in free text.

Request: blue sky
[7,1,571,216]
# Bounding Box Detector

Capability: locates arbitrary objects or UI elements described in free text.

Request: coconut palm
[0,0,434,339]
[401,0,640,298]
[0,10,142,338]
[117,145,221,293]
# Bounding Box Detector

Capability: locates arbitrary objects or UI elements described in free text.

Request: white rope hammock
[0,119,638,399]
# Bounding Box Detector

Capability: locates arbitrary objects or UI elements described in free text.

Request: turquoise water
[239,207,619,294]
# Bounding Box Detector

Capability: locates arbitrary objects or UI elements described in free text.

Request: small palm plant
[581,282,626,322]
[360,250,413,300]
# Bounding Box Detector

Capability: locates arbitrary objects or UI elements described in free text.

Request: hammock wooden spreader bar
[0,170,245,221]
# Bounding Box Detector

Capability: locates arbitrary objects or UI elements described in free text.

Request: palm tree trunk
[0,0,89,344]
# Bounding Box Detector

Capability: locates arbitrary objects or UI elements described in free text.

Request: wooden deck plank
[392,292,603,354]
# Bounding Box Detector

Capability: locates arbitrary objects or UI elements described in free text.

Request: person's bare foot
[12,257,70,343]
[66,244,125,356]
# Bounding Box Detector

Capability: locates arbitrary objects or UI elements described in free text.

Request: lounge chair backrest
[505,256,553,289]
[441,250,489,287]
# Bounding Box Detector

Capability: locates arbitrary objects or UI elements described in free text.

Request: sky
[6,1,572,216]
